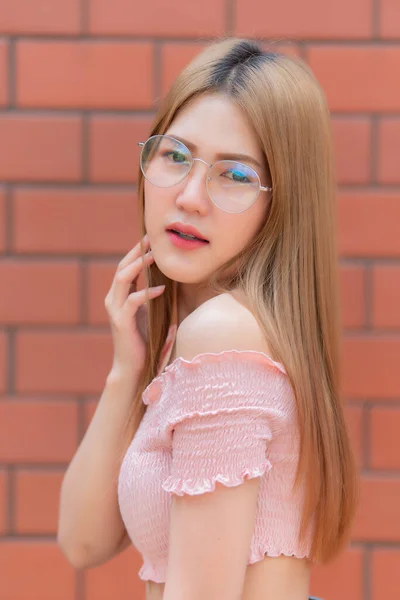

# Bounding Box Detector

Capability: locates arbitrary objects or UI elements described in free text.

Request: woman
[58,37,359,600]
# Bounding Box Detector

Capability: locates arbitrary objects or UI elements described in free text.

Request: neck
[175,281,219,327]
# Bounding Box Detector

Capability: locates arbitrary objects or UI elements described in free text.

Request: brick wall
[0,1,399,599]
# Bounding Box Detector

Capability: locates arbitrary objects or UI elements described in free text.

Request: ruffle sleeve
[142,350,292,497]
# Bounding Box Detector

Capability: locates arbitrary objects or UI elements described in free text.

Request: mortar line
[364,544,372,600]
[81,0,88,35]
[7,327,14,395]
[7,465,15,534]
[4,183,12,255]
[153,39,162,109]
[370,113,379,183]
[7,37,16,106]
[225,0,236,35]
[363,402,371,470]
[371,0,380,39]
[364,259,374,329]
[79,258,88,325]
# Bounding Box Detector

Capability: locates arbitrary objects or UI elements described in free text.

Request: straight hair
[117,36,359,565]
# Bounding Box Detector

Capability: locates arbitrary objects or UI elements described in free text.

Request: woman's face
[144,93,271,286]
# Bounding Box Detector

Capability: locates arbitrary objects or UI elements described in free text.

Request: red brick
[310,547,363,600]
[342,337,400,400]
[344,405,364,468]
[332,118,371,184]
[378,119,400,184]
[16,41,153,109]
[0,331,6,394]
[0,260,80,325]
[0,401,78,463]
[380,0,400,37]
[16,332,112,394]
[15,470,64,534]
[13,187,138,254]
[0,0,80,34]
[87,262,118,325]
[261,42,301,57]
[0,115,81,182]
[308,46,400,112]
[88,0,225,36]
[370,407,400,470]
[352,477,400,540]
[161,43,207,97]
[0,186,6,253]
[371,549,400,600]
[0,41,7,106]
[235,0,371,38]
[89,116,153,182]
[339,265,366,329]
[0,468,7,534]
[338,192,400,258]
[372,265,400,328]
[84,545,144,600]
[0,542,75,600]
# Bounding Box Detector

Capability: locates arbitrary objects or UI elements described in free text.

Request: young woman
[58,37,359,600]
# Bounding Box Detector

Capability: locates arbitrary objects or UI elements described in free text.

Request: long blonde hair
[120,36,359,565]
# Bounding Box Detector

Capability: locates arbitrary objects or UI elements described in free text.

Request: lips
[166,222,209,242]
[167,229,208,242]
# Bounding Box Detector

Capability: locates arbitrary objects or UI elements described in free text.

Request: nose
[175,158,211,214]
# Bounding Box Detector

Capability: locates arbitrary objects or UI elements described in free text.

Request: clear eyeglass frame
[137,134,273,215]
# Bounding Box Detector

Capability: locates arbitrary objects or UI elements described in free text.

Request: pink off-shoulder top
[118,281,315,583]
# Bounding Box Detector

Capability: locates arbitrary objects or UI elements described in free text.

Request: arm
[162,298,274,600]
[57,233,164,569]
[58,370,140,568]
[164,478,261,600]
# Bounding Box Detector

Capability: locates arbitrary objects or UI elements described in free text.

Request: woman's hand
[104,234,165,378]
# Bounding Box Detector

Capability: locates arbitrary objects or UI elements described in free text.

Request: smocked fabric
[117,281,314,583]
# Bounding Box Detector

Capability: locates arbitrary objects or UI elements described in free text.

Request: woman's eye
[163,151,187,164]
[221,169,250,183]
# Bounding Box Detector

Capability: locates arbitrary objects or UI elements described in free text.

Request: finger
[109,236,150,309]
[112,250,154,309]
[122,285,166,316]
[116,234,150,274]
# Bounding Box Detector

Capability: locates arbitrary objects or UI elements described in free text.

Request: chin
[153,259,211,286]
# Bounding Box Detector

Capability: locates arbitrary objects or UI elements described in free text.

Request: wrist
[106,365,139,388]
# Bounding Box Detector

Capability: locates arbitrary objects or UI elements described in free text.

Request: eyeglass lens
[140,135,261,214]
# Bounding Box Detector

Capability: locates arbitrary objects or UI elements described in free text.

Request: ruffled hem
[161,460,272,496]
[143,349,287,405]
[138,545,312,583]
[248,546,312,564]
[138,562,167,584]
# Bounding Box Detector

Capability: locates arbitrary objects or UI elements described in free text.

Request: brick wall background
[0,1,399,599]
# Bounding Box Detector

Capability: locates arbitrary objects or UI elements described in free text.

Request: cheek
[216,212,263,259]
[229,202,267,246]
[144,185,171,227]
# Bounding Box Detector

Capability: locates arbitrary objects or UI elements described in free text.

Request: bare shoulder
[175,290,275,362]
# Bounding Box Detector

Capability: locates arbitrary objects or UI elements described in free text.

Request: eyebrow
[166,133,263,170]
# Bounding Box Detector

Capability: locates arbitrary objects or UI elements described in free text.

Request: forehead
[165,93,262,159]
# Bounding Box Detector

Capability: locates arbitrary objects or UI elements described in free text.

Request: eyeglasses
[138,134,272,214]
